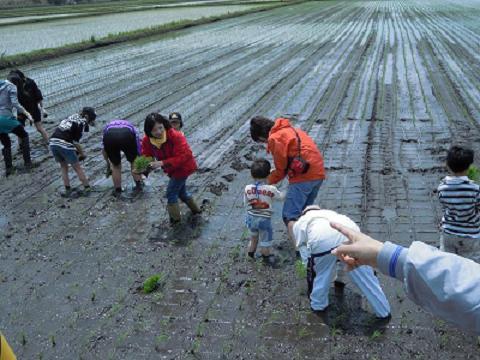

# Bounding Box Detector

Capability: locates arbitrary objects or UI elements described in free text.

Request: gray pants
[440,232,480,263]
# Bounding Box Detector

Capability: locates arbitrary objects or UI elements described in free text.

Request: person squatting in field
[102,119,143,197]
[141,112,201,224]
[330,221,480,334]
[49,107,96,197]
[249,116,326,251]
[293,206,391,318]
[244,158,285,265]
[8,69,49,143]
[0,73,33,176]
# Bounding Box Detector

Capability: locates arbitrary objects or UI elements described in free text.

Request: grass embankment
[0,0,281,18]
[0,1,300,70]
[0,1,284,27]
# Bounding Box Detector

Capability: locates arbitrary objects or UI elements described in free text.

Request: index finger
[329,222,359,243]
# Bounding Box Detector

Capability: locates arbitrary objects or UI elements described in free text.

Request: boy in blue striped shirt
[437,146,480,261]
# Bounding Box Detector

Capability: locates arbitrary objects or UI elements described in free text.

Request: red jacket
[141,128,197,179]
[267,118,326,184]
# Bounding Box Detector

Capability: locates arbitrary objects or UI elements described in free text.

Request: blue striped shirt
[438,176,480,238]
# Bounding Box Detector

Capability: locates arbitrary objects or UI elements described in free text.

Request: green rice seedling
[143,274,162,294]
[370,330,382,340]
[295,259,307,278]
[134,156,154,173]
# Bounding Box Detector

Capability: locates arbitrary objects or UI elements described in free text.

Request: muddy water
[1,0,480,358]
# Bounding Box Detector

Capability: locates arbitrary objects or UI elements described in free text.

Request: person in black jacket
[9,69,49,143]
[49,107,96,197]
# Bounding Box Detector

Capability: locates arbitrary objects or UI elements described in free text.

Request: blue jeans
[245,214,273,248]
[282,179,323,224]
[50,144,79,164]
[309,254,390,317]
[167,177,191,204]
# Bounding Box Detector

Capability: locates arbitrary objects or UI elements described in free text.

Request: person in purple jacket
[102,119,143,196]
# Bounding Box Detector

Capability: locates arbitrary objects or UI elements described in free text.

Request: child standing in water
[244,158,285,265]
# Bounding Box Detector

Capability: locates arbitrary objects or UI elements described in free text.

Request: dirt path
[1,1,480,358]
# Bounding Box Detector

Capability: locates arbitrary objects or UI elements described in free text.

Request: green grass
[370,329,382,340]
[143,273,163,294]
[0,2,298,70]
[295,259,307,278]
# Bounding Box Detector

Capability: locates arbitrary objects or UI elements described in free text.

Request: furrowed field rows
[1,1,480,358]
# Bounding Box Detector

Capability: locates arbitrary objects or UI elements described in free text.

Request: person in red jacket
[250,116,326,248]
[141,112,201,224]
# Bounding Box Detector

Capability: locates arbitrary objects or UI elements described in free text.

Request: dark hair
[250,116,274,142]
[447,145,474,173]
[7,72,22,87]
[251,158,271,179]
[11,69,25,80]
[144,112,171,137]
[169,112,183,128]
[80,106,96,123]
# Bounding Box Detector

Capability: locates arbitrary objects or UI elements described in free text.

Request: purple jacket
[102,119,141,154]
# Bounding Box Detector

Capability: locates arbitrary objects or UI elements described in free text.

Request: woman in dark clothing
[102,119,143,196]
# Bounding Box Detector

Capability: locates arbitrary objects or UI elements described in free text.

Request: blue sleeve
[378,240,480,334]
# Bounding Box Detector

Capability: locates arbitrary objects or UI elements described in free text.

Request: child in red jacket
[141,113,201,224]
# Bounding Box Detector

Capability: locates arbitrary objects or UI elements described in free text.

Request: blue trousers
[283,179,323,224]
[166,177,192,204]
[310,254,391,317]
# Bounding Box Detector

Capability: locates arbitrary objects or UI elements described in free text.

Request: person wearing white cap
[293,205,391,318]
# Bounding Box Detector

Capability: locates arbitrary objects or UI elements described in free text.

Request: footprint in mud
[221,174,236,182]
[325,166,353,172]
[244,152,254,161]
[401,138,419,144]
[208,181,228,196]
[231,157,250,172]
[408,166,445,174]
[149,217,204,247]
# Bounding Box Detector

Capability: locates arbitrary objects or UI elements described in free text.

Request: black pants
[103,128,138,166]
[0,125,29,149]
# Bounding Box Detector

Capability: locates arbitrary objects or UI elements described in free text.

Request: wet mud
[1,0,480,358]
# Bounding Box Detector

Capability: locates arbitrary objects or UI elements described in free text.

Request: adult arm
[267,137,289,185]
[331,222,480,334]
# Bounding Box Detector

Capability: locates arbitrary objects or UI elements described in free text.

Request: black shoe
[376,313,391,321]
[247,251,255,259]
[262,254,276,266]
[334,280,346,290]
[311,306,328,314]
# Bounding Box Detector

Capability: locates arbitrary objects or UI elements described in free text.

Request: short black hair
[11,69,25,80]
[250,116,274,142]
[144,112,171,137]
[169,112,183,128]
[447,145,474,173]
[251,158,271,179]
[7,72,22,87]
